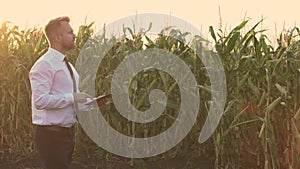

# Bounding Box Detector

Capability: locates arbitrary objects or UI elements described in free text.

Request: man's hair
[44,16,70,43]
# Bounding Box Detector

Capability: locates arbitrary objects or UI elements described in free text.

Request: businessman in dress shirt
[29,16,90,169]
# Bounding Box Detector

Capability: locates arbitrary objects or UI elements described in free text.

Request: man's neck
[50,45,67,55]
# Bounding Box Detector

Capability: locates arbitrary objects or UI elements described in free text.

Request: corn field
[1,19,300,169]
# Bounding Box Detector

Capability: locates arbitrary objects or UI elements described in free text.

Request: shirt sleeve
[29,61,74,110]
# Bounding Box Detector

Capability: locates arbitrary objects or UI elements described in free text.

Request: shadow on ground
[1,155,215,169]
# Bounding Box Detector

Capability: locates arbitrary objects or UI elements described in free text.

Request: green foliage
[1,19,300,169]
[210,19,300,168]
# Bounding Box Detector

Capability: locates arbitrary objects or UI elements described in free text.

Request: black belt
[35,125,74,132]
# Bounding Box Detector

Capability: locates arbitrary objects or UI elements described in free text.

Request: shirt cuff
[64,93,74,103]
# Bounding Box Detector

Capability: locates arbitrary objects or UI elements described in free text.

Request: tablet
[84,93,112,105]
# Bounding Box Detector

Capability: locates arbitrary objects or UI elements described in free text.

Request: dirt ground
[1,155,215,169]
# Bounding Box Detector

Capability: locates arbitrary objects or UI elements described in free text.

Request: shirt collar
[49,48,66,62]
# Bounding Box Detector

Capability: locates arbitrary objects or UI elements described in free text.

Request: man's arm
[29,61,74,110]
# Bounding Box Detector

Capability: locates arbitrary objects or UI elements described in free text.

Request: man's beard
[62,42,75,51]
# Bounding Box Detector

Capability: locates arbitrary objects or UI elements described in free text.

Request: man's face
[58,21,76,51]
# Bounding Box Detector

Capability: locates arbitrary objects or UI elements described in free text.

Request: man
[29,16,90,169]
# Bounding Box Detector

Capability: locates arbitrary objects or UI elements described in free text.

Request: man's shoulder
[30,51,58,71]
[40,50,57,61]
[36,50,62,65]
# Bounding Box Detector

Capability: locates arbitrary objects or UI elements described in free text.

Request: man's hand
[97,98,107,107]
[73,92,92,103]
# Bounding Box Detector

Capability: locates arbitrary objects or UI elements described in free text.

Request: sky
[1,0,299,43]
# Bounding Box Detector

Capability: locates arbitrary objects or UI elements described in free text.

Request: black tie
[64,57,79,118]
[64,57,74,79]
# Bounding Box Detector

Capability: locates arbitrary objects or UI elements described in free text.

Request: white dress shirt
[29,48,79,127]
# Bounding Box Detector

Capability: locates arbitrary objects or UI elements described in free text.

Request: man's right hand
[73,92,92,103]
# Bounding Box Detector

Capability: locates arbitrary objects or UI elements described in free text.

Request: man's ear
[54,34,62,42]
